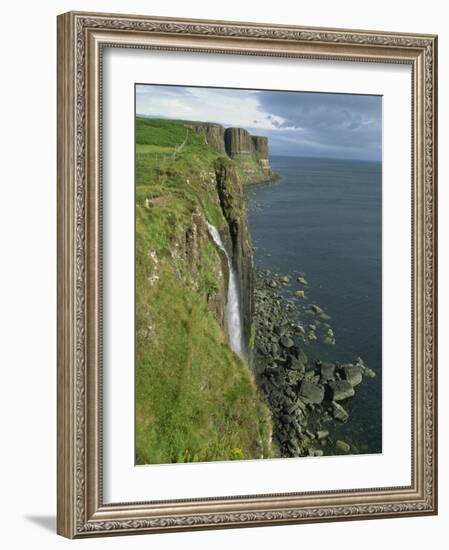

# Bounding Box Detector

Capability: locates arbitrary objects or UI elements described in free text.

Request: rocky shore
[253,270,376,457]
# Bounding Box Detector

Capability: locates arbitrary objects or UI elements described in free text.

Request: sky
[136,84,382,161]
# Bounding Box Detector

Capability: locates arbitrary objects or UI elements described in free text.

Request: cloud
[256,91,382,160]
[136,85,382,161]
[135,85,284,131]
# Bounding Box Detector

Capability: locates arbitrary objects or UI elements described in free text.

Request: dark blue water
[245,156,382,454]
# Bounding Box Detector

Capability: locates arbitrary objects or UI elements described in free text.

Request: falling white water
[207,223,243,356]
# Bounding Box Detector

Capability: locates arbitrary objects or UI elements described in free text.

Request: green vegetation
[135,117,273,464]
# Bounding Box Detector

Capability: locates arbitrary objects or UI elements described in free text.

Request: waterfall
[207,223,243,356]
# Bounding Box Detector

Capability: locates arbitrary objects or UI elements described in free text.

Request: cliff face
[185,122,226,154]
[214,158,254,358]
[191,123,275,184]
[224,128,273,183]
[135,117,273,464]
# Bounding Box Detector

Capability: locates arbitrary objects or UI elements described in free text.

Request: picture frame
[57,10,438,538]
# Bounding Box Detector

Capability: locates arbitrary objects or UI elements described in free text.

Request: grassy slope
[135,117,273,464]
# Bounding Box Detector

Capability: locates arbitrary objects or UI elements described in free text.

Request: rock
[316,430,329,440]
[320,313,331,321]
[331,401,349,422]
[297,276,308,285]
[323,337,336,345]
[287,370,302,385]
[320,362,336,381]
[336,440,351,453]
[290,346,308,364]
[299,381,325,404]
[308,324,317,331]
[326,328,334,338]
[313,449,324,457]
[361,365,376,378]
[280,335,294,348]
[305,429,316,439]
[280,275,290,284]
[329,380,355,401]
[308,331,317,341]
[341,365,363,387]
[287,400,301,414]
[304,370,316,381]
[268,280,278,289]
[294,290,305,298]
[288,358,306,375]
[310,304,324,314]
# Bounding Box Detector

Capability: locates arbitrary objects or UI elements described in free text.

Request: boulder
[288,355,306,373]
[310,304,324,314]
[287,370,302,386]
[290,346,308,364]
[280,275,290,284]
[287,400,302,414]
[316,430,329,440]
[280,335,294,348]
[299,380,325,404]
[297,276,308,285]
[329,380,355,401]
[331,401,349,422]
[336,440,351,453]
[294,290,305,298]
[341,365,363,387]
[320,362,336,381]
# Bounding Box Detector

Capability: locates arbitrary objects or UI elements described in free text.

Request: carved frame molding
[57,11,437,538]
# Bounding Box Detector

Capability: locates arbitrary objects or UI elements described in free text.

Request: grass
[135,117,274,464]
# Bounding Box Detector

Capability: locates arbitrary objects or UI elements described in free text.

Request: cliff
[224,127,274,183]
[185,121,275,184]
[135,117,274,464]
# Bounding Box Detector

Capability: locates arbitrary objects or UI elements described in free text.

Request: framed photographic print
[57,11,438,538]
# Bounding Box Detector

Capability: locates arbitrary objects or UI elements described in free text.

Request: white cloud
[136,85,285,131]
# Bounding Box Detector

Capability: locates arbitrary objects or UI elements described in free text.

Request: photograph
[135,84,382,465]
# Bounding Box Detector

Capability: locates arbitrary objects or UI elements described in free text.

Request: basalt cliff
[186,122,276,184]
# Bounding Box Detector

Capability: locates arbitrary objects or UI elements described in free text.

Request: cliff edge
[224,127,274,183]
[184,120,276,184]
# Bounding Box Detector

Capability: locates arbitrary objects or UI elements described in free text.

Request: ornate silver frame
[57,11,438,538]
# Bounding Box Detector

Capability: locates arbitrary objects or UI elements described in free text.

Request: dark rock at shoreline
[299,381,325,404]
[280,335,294,348]
[336,440,351,453]
[341,365,363,387]
[319,362,336,382]
[332,401,349,422]
[328,380,355,401]
[252,269,374,458]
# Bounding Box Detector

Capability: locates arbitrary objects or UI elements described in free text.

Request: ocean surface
[245,155,382,454]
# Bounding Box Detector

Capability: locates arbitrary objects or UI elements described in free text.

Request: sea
[245,155,382,454]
